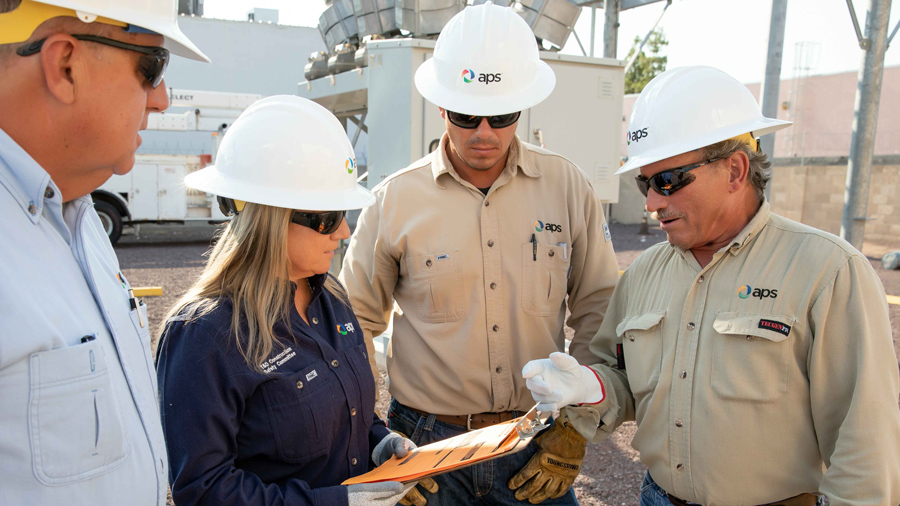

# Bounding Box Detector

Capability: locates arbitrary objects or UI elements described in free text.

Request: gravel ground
[117,222,899,506]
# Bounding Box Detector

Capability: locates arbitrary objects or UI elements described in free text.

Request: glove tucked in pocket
[508,413,586,504]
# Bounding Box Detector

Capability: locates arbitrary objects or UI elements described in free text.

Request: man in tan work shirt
[339,4,619,506]
[524,66,900,506]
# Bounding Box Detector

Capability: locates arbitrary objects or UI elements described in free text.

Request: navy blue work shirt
[156,273,389,506]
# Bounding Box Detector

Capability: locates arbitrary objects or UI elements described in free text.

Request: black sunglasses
[291,210,346,235]
[446,110,521,130]
[17,34,170,88]
[635,157,726,197]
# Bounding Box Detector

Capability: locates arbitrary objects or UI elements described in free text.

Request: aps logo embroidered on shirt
[737,284,778,300]
[336,322,356,335]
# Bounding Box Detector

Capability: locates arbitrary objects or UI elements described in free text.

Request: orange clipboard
[342,404,550,485]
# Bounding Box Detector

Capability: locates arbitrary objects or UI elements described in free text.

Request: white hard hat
[0,0,208,62]
[414,2,556,116]
[185,95,375,211]
[616,66,791,175]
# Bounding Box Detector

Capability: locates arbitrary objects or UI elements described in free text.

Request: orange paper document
[342,409,547,485]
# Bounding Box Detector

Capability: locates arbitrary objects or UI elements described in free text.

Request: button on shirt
[0,128,167,505]
[157,274,390,506]
[340,134,619,414]
[570,201,900,505]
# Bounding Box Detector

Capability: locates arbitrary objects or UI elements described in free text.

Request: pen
[531,233,537,261]
[128,289,145,328]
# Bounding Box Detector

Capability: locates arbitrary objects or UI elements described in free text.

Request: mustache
[653,211,684,222]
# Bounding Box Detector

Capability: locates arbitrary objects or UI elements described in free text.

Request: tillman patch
[758,319,791,337]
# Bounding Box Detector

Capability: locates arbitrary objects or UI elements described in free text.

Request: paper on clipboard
[342,405,550,485]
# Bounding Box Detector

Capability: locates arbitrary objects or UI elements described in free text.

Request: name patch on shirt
[758,319,791,337]
[602,223,611,242]
[436,253,450,261]
[306,370,318,381]
[261,346,296,373]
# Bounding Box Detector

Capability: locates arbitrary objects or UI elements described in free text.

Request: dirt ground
[117,222,900,506]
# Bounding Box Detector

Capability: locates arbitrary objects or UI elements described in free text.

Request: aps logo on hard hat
[345,158,355,174]
[461,68,502,85]
[627,128,649,145]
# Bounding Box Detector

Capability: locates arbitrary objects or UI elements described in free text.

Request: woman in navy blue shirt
[156,96,414,506]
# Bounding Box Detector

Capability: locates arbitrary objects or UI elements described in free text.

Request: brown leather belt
[409,407,519,431]
[666,492,818,506]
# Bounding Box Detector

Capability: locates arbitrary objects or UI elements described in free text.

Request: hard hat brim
[615,116,792,175]
[185,165,376,211]
[414,58,556,116]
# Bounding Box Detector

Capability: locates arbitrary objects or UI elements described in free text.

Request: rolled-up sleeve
[808,255,900,505]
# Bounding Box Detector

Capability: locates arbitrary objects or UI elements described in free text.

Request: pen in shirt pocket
[557,242,568,261]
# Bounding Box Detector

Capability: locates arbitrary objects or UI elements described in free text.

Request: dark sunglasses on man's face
[446,110,521,130]
[291,210,346,235]
[635,157,726,197]
[17,34,170,88]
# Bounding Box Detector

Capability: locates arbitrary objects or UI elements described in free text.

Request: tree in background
[624,29,669,94]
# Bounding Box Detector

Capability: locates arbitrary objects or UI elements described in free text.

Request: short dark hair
[0,0,22,14]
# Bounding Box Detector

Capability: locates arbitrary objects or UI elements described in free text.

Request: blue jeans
[387,399,579,506]
[639,473,678,506]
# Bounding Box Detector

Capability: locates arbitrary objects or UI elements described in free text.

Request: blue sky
[204,0,900,84]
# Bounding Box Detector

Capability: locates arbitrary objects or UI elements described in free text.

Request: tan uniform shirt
[340,134,619,415]
[569,201,900,505]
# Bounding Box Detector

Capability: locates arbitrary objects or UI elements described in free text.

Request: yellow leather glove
[391,431,439,505]
[507,414,586,504]
[398,476,439,506]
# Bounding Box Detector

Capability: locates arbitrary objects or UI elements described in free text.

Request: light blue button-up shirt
[0,128,167,505]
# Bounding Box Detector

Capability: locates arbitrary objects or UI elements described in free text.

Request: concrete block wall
[769,158,900,257]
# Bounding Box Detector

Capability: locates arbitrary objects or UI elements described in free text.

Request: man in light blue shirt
[0,1,207,504]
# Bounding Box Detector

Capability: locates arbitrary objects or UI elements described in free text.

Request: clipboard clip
[514,404,551,441]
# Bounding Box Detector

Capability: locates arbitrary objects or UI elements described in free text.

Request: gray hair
[703,137,771,202]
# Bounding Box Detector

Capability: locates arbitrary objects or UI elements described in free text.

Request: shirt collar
[0,127,60,223]
[430,133,542,189]
[724,199,770,256]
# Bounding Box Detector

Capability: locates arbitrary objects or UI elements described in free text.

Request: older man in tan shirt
[524,66,900,506]
[340,4,619,506]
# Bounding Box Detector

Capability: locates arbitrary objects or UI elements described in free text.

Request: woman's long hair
[159,202,345,373]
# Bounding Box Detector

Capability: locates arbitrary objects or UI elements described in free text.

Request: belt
[666,492,818,506]
[409,406,519,431]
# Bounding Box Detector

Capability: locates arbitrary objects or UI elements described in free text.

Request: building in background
[138,15,328,157]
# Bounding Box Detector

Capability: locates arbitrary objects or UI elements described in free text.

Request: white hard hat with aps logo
[414,2,556,116]
[616,66,792,175]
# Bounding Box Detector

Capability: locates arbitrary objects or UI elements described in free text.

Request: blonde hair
[160,203,348,373]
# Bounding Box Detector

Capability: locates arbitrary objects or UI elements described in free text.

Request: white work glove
[522,352,605,416]
[347,482,416,506]
[371,431,416,466]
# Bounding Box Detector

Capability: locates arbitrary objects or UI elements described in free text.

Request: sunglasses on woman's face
[17,35,170,88]
[446,110,521,130]
[635,157,726,197]
[290,210,346,235]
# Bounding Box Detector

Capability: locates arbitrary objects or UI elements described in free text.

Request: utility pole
[604,0,620,59]
[841,0,892,250]
[759,0,788,200]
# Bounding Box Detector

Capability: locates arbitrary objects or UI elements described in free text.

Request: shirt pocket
[617,311,666,396]
[521,243,570,316]
[261,363,334,465]
[345,342,376,430]
[28,339,131,485]
[406,251,466,323]
[711,312,796,403]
